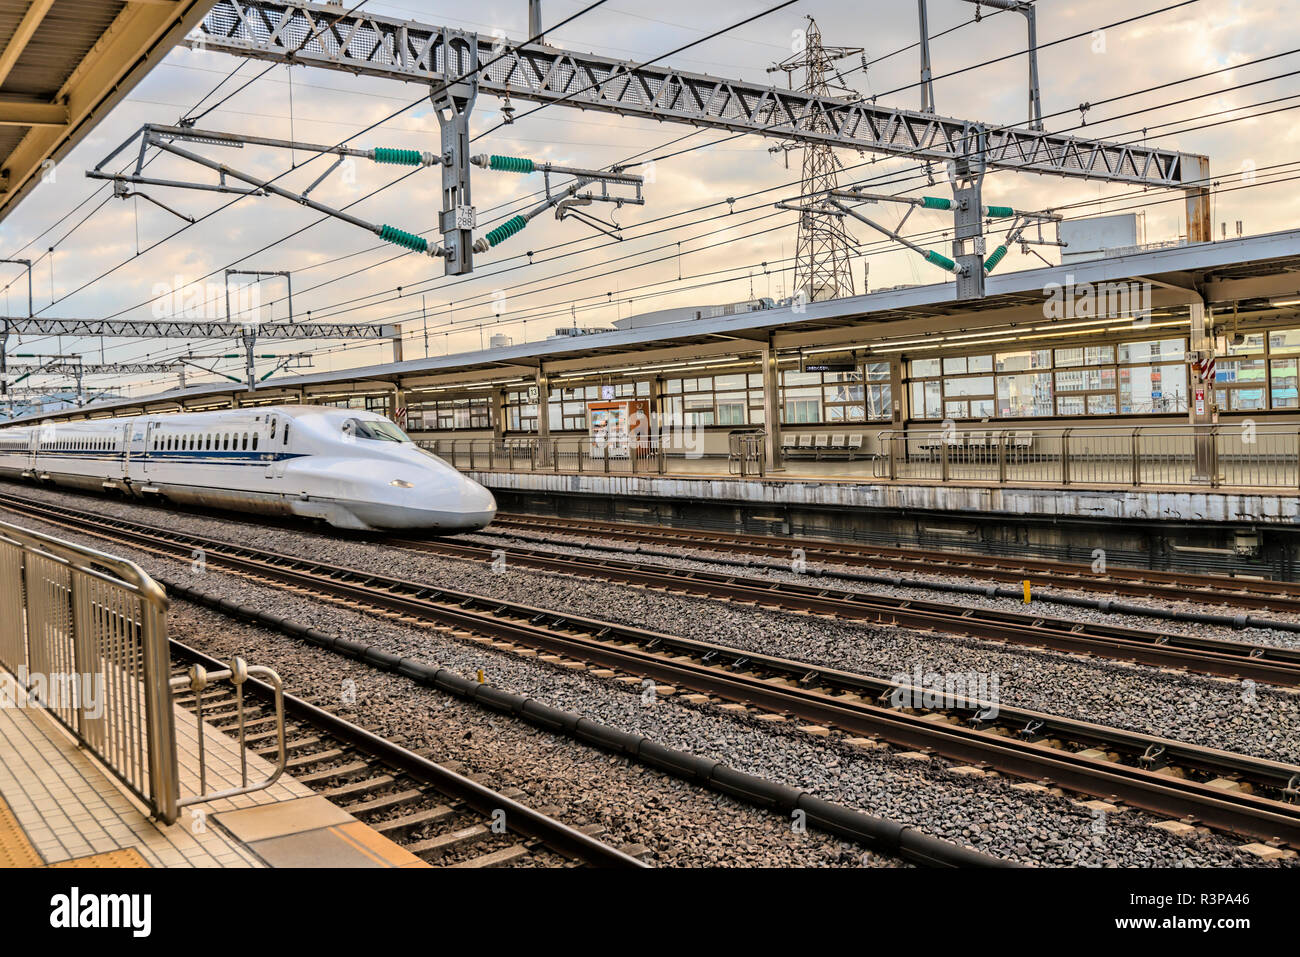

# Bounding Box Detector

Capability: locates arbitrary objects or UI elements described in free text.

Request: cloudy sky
[2,0,1296,398]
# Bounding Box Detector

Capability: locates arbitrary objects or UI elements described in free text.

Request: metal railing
[873,424,1300,489]
[422,423,1300,491]
[171,657,286,809]
[0,520,178,821]
[422,436,676,475]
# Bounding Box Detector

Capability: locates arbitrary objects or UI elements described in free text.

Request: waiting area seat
[781,432,868,461]
[912,429,1037,461]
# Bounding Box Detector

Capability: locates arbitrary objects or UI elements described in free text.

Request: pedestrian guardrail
[0,520,178,821]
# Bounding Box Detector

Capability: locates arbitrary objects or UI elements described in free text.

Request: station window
[420,396,491,431]
[996,372,1054,418]
[907,339,1202,419]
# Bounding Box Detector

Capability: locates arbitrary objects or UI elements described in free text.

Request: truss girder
[0,317,397,339]
[191,0,1201,188]
[8,363,179,375]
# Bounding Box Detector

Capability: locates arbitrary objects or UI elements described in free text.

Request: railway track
[6,491,1295,686]
[5,492,1300,848]
[488,513,1300,614]
[385,534,1300,688]
[169,638,643,868]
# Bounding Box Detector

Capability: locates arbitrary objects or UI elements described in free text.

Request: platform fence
[0,520,179,822]
[421,423,1300,490]
[873,424,1300,489]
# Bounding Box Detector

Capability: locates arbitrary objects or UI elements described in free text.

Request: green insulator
[984,205,1015,218]
[924,249,957,272]
[373,147,423,166]
[983,245,1009,273]
[484,215,528,247]
[489,155,535,173]
[921,196,952,210]
[379,224,429,253]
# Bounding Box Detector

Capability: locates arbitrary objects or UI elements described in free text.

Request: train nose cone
[459,481,497,527]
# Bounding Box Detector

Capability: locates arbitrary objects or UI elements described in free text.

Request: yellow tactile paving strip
[0,794,44,867]
[330,821,429,868]
[0,795,150,868]
[50,848,149,868]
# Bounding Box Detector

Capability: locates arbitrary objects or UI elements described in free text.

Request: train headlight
[389,479,414,488]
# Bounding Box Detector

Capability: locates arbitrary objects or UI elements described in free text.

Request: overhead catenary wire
[9,0,616,359]
[15,0,1294,390]
[111,153,1300,394]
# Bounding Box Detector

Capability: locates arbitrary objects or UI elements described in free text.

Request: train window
[343,418,410,443]
[269,420,276,440]
[223,434,230,450]
[242,432,248,451]
[252,434,259,451]
[283,423,290,446]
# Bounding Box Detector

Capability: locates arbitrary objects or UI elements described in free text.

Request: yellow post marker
[477,668,486,684]
[1022,580,1031,604]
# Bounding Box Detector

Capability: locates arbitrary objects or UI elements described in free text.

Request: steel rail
[168,637,646,867]
[3,494,1300,846]
[489,514,1300,613]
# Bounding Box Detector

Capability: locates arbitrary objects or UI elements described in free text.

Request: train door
[132,421,155,477]
[118,422,133,481]
[264,415,282,480]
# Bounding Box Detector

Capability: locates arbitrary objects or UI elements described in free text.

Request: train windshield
[343,417,411,443]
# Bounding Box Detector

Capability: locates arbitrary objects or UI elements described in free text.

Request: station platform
[467,459,1300,527]
[0,679,426,869]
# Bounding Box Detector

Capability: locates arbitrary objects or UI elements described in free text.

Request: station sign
[801,351,858,373]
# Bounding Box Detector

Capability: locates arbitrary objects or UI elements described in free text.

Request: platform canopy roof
[0,0,214,224]
[16,227,1300,422]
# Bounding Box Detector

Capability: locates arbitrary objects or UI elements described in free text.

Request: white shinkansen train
[0,405,496,532]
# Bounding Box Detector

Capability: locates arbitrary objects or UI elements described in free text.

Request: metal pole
[528,0,543,42]
[431,34,479,275]
[917,0,935,113]
[1023,4,1043,130]
[957,0,1042,130]
[0,258,32,420]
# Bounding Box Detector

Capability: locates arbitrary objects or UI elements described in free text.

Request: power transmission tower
[770,17,862,303]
